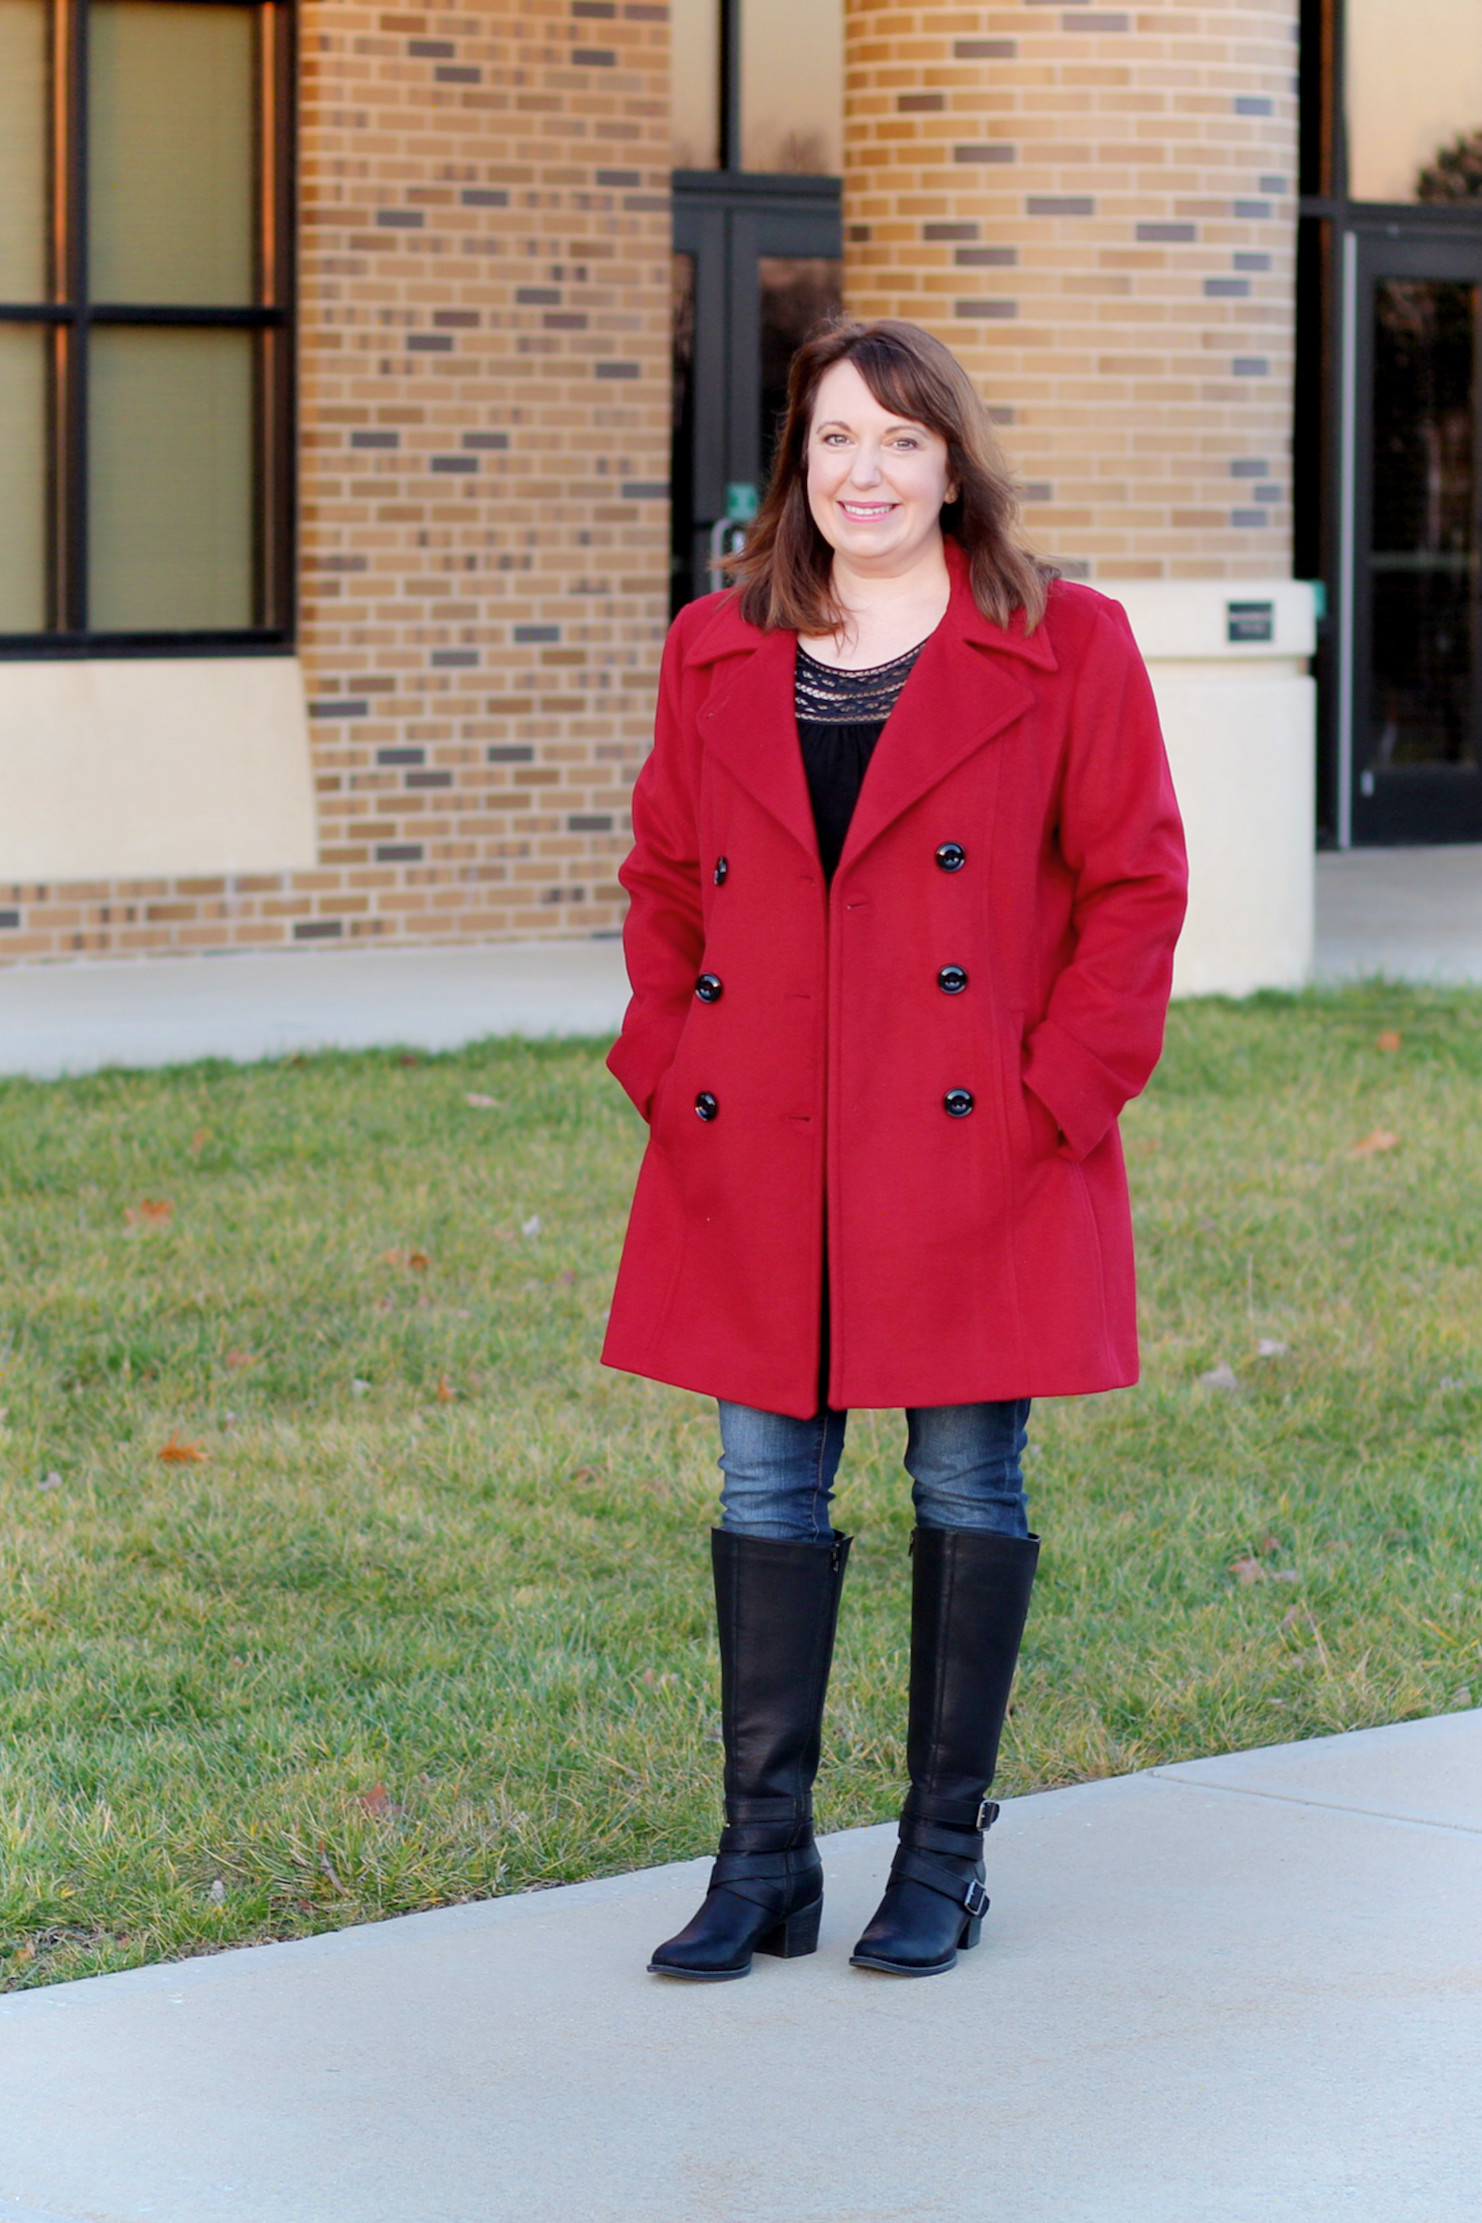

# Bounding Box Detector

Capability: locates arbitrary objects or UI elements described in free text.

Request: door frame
[672,170,843,607]
[1341,222,1482,845]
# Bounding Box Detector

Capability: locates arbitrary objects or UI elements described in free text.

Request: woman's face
[805,358,955,574]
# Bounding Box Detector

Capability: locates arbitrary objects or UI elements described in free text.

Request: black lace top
[795,638,927,879]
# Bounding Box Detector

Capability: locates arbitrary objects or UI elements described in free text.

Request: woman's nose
[848,447,884,486]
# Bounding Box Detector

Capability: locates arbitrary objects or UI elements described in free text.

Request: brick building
[0,1,1478,966]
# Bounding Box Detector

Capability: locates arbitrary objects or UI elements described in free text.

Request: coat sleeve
[606,617,706,1121]
[1021,600,1188,1162]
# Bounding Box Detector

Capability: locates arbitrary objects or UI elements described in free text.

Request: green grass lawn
[2,983,1480,1990]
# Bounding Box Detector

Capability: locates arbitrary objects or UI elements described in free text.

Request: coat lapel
[682,545,1060,873]
[837,545,1057,875]
[691,609,820,864]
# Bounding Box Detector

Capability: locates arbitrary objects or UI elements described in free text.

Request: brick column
[843,0,1298,583]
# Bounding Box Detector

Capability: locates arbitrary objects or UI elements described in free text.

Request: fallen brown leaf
[1376,1030,1402,1053]
[224,1348,258,1372]
[435,1373,456,1402]
[408,1249,430,1272]
[188,1127,210,1156]
[158,1431,208,1465]
[356,1782,391,1817]
[1351,1128,1400,1158]
[126,1197,174,1227]
[1231,1557,1265,1585]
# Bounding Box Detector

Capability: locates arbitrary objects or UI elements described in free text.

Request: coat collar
[692,539,1056,866]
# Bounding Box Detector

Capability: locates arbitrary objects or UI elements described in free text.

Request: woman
[603,319,1187,1980]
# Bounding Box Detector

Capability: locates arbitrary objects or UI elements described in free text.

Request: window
[670,0,842,177]
[1344,0,1482,203]
[0,0,293,651]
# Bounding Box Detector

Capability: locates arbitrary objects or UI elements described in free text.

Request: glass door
[671,182,842,610]
[1351,230,1482,842]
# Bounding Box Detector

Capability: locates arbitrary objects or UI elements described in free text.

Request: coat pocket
[1005,1010,1062,1161]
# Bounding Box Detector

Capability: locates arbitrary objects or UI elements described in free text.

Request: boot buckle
[976,1799,1000,1833]
[962,1877,990,1918]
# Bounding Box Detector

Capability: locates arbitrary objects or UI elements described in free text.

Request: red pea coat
[603,539,1188,1418]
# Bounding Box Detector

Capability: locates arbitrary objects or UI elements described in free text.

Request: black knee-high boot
[648,1527,851,1980]
[850,1525,1038,1977]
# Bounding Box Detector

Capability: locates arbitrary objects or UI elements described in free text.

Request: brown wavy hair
[730,318,1054,636]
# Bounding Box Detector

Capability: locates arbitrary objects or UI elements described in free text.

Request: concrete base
[1,1711,1479,2223]
[0,657,317,882]
[1114,581,1318,1000]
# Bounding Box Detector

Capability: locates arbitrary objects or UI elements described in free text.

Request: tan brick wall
[843,0,1299,582]
[0,0,672,964]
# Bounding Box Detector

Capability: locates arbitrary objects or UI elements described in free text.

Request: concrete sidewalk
[1314,843,1482,984]
[0,845,1479,1082]
[1,1710,1478,2223]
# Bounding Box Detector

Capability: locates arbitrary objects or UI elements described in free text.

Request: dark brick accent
[377,745,425,765]
[595,168,640,186]
[955,144,1016,164]
[487,745,535,762]
[514,624,560,643]
[407,333,453,352]
[956,245,1017,265]
[1204,277,1249,296]
[351,430,400,448]
[1232,358,1269,377]
[463,430,509,450]
[1259,175,1287,194]
[567,813,612,832]
[595,360,640,378]
[0,910,19,930]
[309,698,368,718]
[621,481,668,499]
[955,299,1018,319]
[376,843,425,862]
[924,222,978,241]
[954,38,1014,56]
[376,209,424,228]
[431,649,479,666]
[516,287,561,305]
[1235,96,1272,116]
[572,47,615,64]
[408,38,455,56]
[1028,195,1094,216]
[1231,508,1268,528]
[434,309,480,327]
[1137,221,1197,242]
[294,919,344,940]
[899,93,945,111]
[1230,457,1270,477]
[461,188,509,207]
[406,769,454,789]
[435,64,480,82]
[432,455,479,472]
[1233,200,1272,219]
[1234,252,1271,271]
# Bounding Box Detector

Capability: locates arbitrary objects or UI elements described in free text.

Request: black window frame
[0,0,296,660]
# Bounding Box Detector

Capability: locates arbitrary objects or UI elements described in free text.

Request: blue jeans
[717,1400,1032,1542]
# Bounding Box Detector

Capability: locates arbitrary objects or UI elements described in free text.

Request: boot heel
[958,1913,983,1952]
[758,1896,822,1959]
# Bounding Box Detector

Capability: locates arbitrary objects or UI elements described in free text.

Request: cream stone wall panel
[0,659,318,884]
